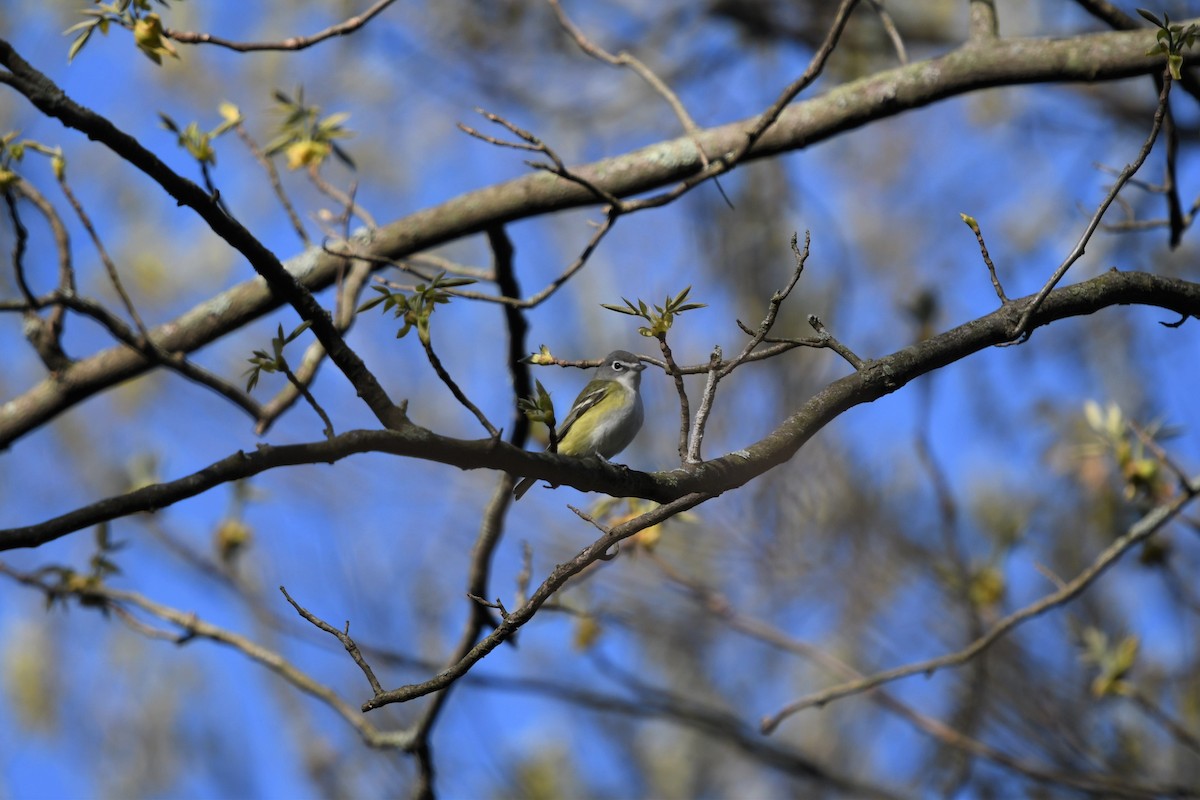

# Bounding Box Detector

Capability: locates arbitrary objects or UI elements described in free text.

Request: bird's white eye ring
[612,361,624,371]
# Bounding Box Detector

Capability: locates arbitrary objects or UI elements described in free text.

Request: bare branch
[960,214,1008,303]
[0,563,411,749]
[807,315,864,370]
[547,0,715,172]
[56,169,150,340]
[280,585,383,696]
[1011,70,1172,339]
[686,347,722,465]
[655,333,691,463]
[163,0,398,52]
[866,0,908,64]
[761,477,1200,732]
[967,0,998,43]
[256,259,371,434]
[723,231,811,379]
[363,492,711,711]
[460,108,622,206]
[235,122,310,247]
[420,333,500,439]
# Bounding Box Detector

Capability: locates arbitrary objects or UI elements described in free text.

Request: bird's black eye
[611,361,624,371]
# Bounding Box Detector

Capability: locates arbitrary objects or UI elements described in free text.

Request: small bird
[513,350,646,500]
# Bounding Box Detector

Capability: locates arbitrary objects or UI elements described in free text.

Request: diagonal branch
[761,476,1200,732]
[0,563,411,749]
[0,37,403,431]
[1011,69,1172,339]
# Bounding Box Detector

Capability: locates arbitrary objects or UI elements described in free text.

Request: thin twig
[547,0,716,176]
[723,231,811,379]
[421,334,500,438]
[866,0,908,63]
[257,258,371,434]
[567,504,615,537]
[13,181,72,339]
[1127,418,1192,491]
[279,585,383,695]
[236,122,310,246]
[164,0,398,52]
[459,109,622,206]
[364,493,712,711]
[686,347,722,465]
[400,252,494,281]
[0,563,410,749]
[653,333,692,464]
[307,165,376,230]
[56,171,150,341]
[524,210,619,307]
[5,189,37,306]
[961,214,1008,303]
[1011,70,1173,340]
[2,189,70,371]
[807,315,864,370]
[345,210,617,311]
[60,293,263,421]
[279,357,336,439]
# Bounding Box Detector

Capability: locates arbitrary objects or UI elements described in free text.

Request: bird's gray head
[595,350,646,386]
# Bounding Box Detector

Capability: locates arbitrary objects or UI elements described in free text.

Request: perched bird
[513,350,646,500]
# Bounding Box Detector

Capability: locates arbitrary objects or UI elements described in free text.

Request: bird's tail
[512,476,535,500]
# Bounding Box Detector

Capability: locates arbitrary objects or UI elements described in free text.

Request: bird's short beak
[633,362,647,372]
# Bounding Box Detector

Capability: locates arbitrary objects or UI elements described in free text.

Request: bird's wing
[555,380,609,442]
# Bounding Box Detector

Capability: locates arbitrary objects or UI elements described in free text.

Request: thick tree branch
[0,22,1178,448]
[6,270,1196,554]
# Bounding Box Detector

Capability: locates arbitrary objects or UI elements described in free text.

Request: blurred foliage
[263,88,357,172]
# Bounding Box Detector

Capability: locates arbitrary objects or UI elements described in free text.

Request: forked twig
[547,0,716,175]
[1011,70,1173,340]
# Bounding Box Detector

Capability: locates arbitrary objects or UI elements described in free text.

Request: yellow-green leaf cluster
[160,104,241,166]
[1082,400,1172,503]
[601,286,706,338]
[356,273,474,345]
[263,88,356,172]
[64,1,184,65]
[518,379,557,431]
[1138,8,1198,80]
[1081,626,1140,698]
[243,321,312,392]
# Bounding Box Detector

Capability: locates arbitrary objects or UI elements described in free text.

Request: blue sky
[3,2,1200,798]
